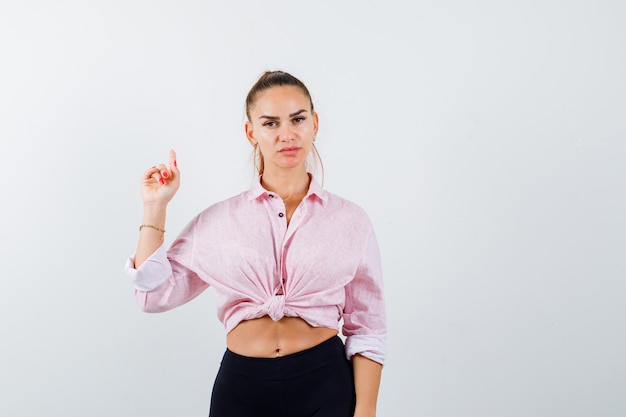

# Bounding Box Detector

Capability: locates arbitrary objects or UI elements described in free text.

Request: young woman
[126,71,387,417]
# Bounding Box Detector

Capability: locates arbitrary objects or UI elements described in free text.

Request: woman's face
[245,85,318,173]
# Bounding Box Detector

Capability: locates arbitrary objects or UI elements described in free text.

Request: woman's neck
[261,167,311,201]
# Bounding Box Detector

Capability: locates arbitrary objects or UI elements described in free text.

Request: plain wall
[1,0,625,416]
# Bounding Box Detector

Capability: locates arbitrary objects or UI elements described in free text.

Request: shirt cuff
[124,244,173,292]
[345,334,387,365]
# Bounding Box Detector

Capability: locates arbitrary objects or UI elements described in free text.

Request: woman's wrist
[141,204,167,227]
[353,407,376,417]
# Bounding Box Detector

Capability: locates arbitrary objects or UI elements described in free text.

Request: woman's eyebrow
[289,109,307,117]
[259,109,308,120]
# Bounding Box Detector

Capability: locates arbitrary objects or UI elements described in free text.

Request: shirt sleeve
[342,225,387,365]
[124,219,209,312]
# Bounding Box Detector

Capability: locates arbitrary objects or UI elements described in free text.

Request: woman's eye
[293,117,305,123]
[263,121,277,127]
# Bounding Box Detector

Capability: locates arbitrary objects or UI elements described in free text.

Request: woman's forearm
[352,354,382,417]
[135,204,167,268]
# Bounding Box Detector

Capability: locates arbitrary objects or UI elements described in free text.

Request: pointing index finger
[169,149,177,169]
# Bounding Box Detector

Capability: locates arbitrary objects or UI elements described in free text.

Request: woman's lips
[279,146,301,156]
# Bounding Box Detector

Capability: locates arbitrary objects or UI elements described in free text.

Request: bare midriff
[227,316,338,358]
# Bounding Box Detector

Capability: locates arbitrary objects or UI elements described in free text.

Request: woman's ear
[245,121,257,146]
[312,112,319,136]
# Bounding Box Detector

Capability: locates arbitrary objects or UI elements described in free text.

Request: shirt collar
[246,173,327,205]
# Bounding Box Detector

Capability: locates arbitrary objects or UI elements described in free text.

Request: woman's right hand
[141,149,180,207]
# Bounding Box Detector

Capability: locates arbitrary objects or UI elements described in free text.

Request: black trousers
[209,336,356,417]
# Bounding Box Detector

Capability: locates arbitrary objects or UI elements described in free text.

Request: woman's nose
[278,124,295,141]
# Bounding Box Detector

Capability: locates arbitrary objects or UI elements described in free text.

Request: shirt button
[278,213,284,218]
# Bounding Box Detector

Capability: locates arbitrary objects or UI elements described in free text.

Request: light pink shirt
[125,176,387,364]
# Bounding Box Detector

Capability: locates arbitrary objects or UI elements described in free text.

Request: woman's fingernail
[163,171,169,178]
[152,165,156,168]
[159,178,165,185]
[174,160,177,167]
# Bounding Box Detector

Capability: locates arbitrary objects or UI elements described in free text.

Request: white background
[1,1,625,416]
